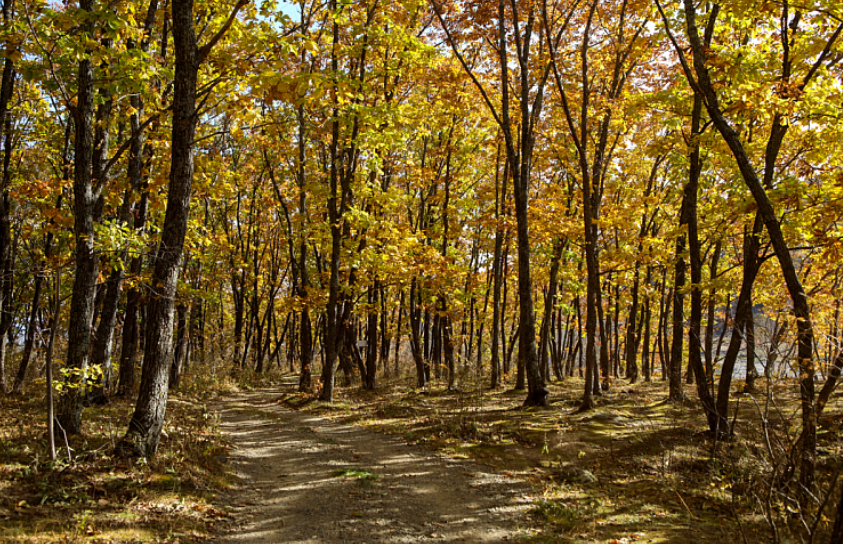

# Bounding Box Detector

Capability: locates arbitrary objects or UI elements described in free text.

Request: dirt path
[214,390,534,543]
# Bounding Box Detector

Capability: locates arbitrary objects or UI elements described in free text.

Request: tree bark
[170,302,188,390]
[118,0,246,457]
[58,6,97,432]
[116,0,158,396]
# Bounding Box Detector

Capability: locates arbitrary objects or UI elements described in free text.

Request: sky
[277,0,298,18]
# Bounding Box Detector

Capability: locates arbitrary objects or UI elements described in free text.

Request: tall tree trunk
[669,228,687,402]
[86,53,118,403]
[409,279,427,387]
[597,282,610,391]
[364,284,378,390]
[89,192,132,402]
[442,301,455,390]
[58,7,97,432]
[118,0,246,457]
[681,0,820,489]
[539,240,565,384]
[394,291,404,377]
[744,310,758,391]
[13,277,42,393]
[117,0,158,396]
[642,280,652,382]
[0,0,16,396]
[625,156,661,384]
[490,146,506,389]
[684,93,718,431]
[625,258,641,383]
[703,239,721,380]
[319,4,345,401]
[299,308,313,391]
[715,217,763,433]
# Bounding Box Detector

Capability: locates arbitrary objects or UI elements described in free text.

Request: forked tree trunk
[681,0,821,486]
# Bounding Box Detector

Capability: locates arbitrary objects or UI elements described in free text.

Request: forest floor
[214,387,532,543]
[0,378,232,543]
[2,371,841,543]
[219,373,843,543]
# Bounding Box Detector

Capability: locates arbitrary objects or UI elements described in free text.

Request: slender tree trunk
[491,223,504,388]
[669,224,687,402]
[642,284,652,382]
[704,239,721,381]
[684,93,718,430]
[625,259,641,383]
[715,217,763,433]
[319,5,344,401]
[118,149,151,395]
[442,300,455,390]
[409,279,427,387]
[87,60,119,402]
[597,282,610,391]
[170,302,188,390]
[12,276,42,393]
[744,310,758,391]
[364,284,378,390]
[394,291,404,377]
[0,0,16,396]
[656,276,668,381]
[540,240,565,384]
[682,0,818,488]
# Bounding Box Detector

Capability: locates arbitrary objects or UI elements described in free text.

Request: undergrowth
[0,369,234,544]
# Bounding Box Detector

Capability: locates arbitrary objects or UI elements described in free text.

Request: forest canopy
[1,0,843,539]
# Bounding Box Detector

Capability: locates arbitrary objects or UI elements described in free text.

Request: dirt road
[214,390,534,543]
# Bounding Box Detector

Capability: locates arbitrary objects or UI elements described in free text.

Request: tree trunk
[642,284,651,382]
[170,303,188,390]
[490,147,506,388]
[539,240,565,384]
[409,279,427,388]
[704,239,721,380]
[684,93,718,430]
[118,0,245,457]
[116,0,158,395]
[319,6,345,401]
[394,291,404,377]
[682,0,818,489]
[58,13,97,432]
[0,0,16,396]
[715,217,763,433]
[364,285,378,390]
[669,222,687,402]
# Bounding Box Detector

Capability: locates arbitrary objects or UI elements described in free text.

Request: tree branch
[197,0,250,63]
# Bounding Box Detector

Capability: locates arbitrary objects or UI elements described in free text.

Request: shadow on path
[215,389,533,543]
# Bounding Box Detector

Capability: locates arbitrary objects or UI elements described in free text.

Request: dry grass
[0,372,234,544]
[4,363,841,543]
[277,373,843,543]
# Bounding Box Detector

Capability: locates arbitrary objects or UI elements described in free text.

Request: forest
[0,0,843,541]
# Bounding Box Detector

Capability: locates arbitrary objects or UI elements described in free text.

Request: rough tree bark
[57,0,97,432]
[117,0,247,457]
